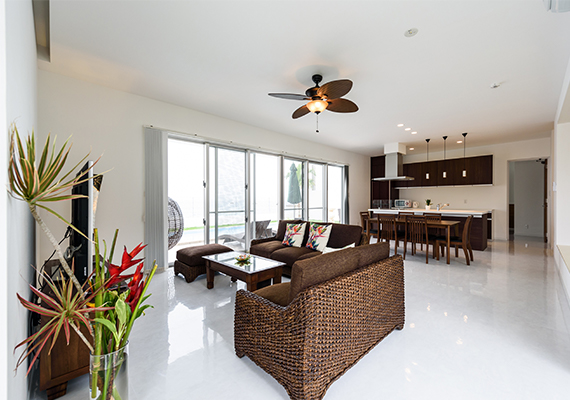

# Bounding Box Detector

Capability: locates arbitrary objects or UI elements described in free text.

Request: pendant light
[462,132,468,177]
[442,136,448,179]
[425,138,430,180]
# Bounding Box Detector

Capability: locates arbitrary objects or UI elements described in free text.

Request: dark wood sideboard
[39,262,91,400]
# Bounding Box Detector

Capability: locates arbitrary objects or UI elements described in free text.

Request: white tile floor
[32,237,570,400]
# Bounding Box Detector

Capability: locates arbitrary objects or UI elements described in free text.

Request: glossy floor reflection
[32,237,570,400]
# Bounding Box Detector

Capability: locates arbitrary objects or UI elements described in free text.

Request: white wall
[553,122,570,303]
[513,160,544,237]
[37,70,370,262]
[3,0,37,398]
[1,1,7,397]
[554,122,570,245]
[401,138,551,241]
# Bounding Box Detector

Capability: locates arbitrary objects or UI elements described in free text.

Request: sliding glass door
[283,158,304,220]
[208,146,247,250]
[167,139,205,263]
[327,165,345,223]
[308,162,326,222]
[167,136,349,264]
[250,153,280,238]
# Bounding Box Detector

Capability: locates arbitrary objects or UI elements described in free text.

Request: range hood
[372,143,415,182]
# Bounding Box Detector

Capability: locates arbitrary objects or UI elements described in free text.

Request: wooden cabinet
[422,161,439,186]
[370,156,397,207]
[404,162,423,188]
[371,154,493,199]
[464,155,493,185]
[39,277,90,400]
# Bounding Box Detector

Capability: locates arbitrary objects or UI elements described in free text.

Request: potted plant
[9,124,156,399]
[425,199,432,210]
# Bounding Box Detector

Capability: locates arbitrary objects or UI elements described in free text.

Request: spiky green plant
[14,270,111,375]
[8,123,99,294]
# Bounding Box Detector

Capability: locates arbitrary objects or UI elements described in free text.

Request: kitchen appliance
[394,199,412,208]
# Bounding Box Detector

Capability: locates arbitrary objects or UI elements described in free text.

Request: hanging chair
[168,197,184,250]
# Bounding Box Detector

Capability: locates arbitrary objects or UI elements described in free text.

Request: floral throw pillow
[305,223,332,252]
[282,222,307,248]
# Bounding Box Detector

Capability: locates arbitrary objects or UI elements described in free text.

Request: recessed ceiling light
[397,123,404,127]
[404,28,418,38]
[405,128,411,131]
[490,83,501,89]
[457,140,463,143]
[409,147,415,150]
[411,131,417,135]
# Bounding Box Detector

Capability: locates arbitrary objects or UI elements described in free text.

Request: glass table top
[202,251,285,274]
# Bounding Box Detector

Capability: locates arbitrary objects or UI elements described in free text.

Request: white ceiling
[40,0,570,156]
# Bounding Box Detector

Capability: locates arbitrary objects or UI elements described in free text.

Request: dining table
[392,218,460,264]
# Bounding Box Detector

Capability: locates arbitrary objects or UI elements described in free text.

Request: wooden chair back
[462,215,473,244]
[376,214,397,242]
[360,211,370,232]
[423,212,442,221]
[407,215,429,263]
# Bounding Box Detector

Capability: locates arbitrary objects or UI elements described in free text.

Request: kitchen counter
[368,208,492,218]
[367,208,493,251]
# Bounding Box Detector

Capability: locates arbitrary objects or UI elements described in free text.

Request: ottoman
[174,244,233,283]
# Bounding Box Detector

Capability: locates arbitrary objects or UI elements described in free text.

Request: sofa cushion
[282,222,307,247]
[305,223,332,251]
[253,282,291,307]
[176,244,233,266]
[271,246,316,267]
[275,219,303,242]
[353,242,390,268]
[322,223,363,249]
[322,243,356,254]
[288,248,360,303]
[250,241,286,259]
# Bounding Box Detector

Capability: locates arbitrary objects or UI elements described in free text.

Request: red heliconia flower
[106,243,146,288]
[126,262,146,312]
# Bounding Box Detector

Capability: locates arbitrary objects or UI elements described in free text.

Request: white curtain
[144,127,168,272]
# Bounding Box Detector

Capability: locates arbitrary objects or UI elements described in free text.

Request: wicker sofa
[249,219,364,276]
[234,242,405,400]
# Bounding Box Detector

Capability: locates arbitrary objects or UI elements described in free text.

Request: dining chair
[407,215,430,264]
[360,211,371,233]
[436,215,474,265]
[423,212,442,251]
[369,214,398,255]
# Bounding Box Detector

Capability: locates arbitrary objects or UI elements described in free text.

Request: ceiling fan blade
[326,98,359,113]
[268,93,310,101]
[317,79,353,99]
[292,105,310,119]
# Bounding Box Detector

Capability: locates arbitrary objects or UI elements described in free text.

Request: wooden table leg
[273,267,282,285]
[206,261,214,289]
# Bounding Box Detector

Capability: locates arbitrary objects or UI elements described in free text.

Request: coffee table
[202,251,285,291]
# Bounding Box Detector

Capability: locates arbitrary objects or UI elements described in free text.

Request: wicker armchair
[234,252,405,400]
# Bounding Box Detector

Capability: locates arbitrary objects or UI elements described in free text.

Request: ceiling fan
[269,74,359,119]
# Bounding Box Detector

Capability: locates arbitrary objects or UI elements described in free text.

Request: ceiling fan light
[307,99,328,113]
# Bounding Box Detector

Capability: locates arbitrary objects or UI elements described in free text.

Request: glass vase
[89,344,129,400]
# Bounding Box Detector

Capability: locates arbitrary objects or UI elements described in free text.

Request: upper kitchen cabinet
[371,156,385,178]
[404,162,423,188]
[422,160,439,187]
[463,155,493,185]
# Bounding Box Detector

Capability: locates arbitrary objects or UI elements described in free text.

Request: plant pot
[425,205,431,210]
[90,344,129,400]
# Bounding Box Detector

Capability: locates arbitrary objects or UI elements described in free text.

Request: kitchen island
[368,208,492,251]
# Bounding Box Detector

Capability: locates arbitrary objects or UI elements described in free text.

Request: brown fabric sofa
[249,219,365,276]
[234,242,405,400]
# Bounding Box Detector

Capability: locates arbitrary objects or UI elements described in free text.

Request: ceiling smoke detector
[404,28,418,37]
